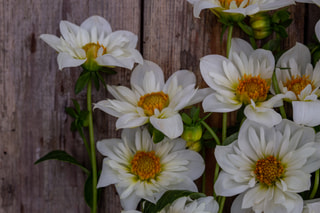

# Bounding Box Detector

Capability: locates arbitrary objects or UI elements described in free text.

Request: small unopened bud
[250,13,272,40]
[181,125,203,152]
[186,140,202,152]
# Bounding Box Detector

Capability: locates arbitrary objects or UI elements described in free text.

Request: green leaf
[34,150,89,174]
[100,67,117,75]
[72,99,81,113]
[75,71,91,94]
[223,132,238,146]
[96,72,108,91]
[65,107,77,118]
[181,113,192,125]
[143,190,206,213]
[92,72,100,91]
[152,128,165,143]
[190,107,200,123]
[238,21,254,36]
[84,172,102,209]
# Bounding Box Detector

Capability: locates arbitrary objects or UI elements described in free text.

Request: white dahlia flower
[40,15,143,70]
[214,119,320,213]
[97,127,205,210]
[94,60,210,139]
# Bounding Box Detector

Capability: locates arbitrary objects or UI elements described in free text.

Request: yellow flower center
[236,74,270,105]
[82,42,107,59]
[138,91,169,116]
[254,156,284,186]
[219,0,248,9]
[283,75,313,99]
[81,42,107,71]
[131,151,161,181]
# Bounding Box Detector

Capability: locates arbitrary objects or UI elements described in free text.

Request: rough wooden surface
[0,1,319,213]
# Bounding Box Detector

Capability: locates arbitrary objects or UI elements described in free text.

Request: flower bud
[181,125,203,152]
[186,140,202,152]
[250,13,272,40]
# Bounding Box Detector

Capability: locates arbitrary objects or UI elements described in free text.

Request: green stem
[272,72,287,119]
[226,25,234,58]
[87,80,98,213]
[218,196,226,213]
[222,113,227,142]
[200,120,221,145]
[213,163,220,199]
[310,170,319,199]
[249,37,257,49]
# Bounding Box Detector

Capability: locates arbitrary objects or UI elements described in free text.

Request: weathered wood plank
[0,0,140,213]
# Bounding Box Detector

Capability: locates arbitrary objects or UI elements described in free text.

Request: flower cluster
[38,1,320,213]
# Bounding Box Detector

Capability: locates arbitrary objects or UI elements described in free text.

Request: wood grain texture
[0,0,319,213]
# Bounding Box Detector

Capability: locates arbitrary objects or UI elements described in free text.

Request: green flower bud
[181,125,203,143]
[186,140,202,152]
[250,13,272,40]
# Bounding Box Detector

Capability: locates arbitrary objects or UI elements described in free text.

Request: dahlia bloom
[200,38,284,127]
[97,127,205,210]
[40,15,143,70]
[187,0,295,18]
[94,60,210,139]
[275,42,320,126]
[214,119,320,213]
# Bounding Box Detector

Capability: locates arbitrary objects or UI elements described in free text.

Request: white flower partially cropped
[303,198,320,213]
[94,60,210,139]
[97,127,205,210]
[187,0,295,18]
[40,15,143,70]
[214,119,320,213]
[158,196,219,213]
[121,196,219,213]
[200,38,283,127]
[275,42,320,126]
[295,0,320,7]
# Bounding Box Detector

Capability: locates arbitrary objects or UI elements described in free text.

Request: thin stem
[249,37,257,49]
[201,120,221,145]
[87,80,98,213]
[218,196,226,213]
[272,72,287,119]
[310,170,319,199]
[222,113,227,142]
[226,25,234,58]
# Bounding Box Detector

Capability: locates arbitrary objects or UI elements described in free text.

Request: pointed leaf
[65,107,78,118]
[181,113,192,125]
[72,99,81,113]
[75,71,91,94]
[223,132,238,146]
[34,150,89,174]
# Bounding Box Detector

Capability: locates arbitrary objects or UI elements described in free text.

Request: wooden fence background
[0,0,319,212]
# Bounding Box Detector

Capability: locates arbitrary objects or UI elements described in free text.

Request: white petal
[57,52,86,70]
[174,150,205,180]
[39,34,62,52]
[276,43,311,73]
[192,1,218,18]
[130,60,164,90]
[230,38,253,59]
[316,20,320,42]
[150,114,183,139]
[214,171,250,196]
[80,15,112,36]
[202,93,242,113]
[97,158,119,188]
[292,101,320,127]
[116,113,148,129]
[231,193,254,213]
[244,104,282,127]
